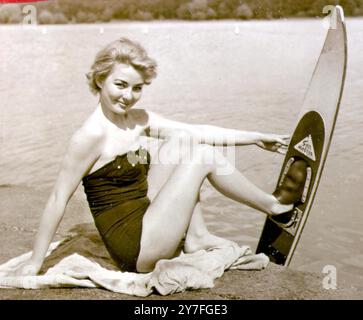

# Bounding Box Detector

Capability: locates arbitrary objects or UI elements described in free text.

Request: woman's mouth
[117,101,129,110]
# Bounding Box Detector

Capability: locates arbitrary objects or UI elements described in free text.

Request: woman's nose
[122,89,133,102]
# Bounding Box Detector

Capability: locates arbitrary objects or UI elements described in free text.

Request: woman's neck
[98,102,130,130]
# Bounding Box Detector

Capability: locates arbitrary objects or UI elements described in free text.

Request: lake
[0,19,362,290]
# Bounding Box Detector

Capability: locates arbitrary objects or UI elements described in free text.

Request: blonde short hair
[86,37,157,94]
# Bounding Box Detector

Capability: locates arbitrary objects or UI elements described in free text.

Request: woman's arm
[147,111,288,153]
[15,128,103,275]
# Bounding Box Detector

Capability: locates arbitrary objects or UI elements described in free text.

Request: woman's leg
[147,134,232,254]
[183,201,236,253]
[146,135,215,249]
[137,141,290,272]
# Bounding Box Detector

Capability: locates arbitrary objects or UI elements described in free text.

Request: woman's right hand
[8,260,41,277]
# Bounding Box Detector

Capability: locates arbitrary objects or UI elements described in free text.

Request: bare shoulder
[141,110,162,137]
[51,117,106,200]
[146,110,162,122]
[145,110,168,129]
[65,118,105,163]
[145,110,193,139]
[128,108,150,127]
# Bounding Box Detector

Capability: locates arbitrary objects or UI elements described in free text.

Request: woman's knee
[157,130,194,165]
[158,133,230,171]
[193,144,229,167]
[167,129,194,142]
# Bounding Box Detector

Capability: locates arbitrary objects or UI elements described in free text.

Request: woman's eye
[115,82,127,88]
[133,86,143,92]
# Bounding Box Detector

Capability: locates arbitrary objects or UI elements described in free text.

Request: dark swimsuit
[82,147,151,272]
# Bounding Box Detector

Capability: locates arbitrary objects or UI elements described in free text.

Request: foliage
[0,0,363,24]
[0,4,22,23]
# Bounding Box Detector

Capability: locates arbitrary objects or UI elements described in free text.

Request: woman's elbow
[47,189,71,210]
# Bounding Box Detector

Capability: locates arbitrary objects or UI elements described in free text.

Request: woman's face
[99,63,144,115]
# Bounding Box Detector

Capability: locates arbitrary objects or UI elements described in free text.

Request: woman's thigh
[147,132,195,201]
[137,145,214,272]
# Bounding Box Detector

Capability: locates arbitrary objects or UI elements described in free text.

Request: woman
[14,37,298,275]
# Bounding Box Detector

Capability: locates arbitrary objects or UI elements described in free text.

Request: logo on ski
[294,135,316,161]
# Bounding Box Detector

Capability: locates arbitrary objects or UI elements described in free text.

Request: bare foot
[184,233,234,253]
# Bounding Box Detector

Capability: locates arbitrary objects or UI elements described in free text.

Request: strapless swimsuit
[82,147,151,272]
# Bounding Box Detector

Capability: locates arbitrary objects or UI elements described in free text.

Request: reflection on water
[0,19,362,288]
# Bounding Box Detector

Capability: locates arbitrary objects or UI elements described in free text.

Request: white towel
[0,240,268,297]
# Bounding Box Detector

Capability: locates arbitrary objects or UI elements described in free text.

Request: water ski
[256,6,347,266]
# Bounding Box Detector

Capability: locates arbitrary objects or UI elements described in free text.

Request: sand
[0,184,361,300]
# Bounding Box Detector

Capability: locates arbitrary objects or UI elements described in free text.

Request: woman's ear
[95,76,103,90]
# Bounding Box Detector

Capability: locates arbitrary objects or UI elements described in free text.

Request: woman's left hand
[256,134,290,154]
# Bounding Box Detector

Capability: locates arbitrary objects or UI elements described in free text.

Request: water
[0,19,362,290]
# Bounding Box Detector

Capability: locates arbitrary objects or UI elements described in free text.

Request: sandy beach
[0,184,361,299]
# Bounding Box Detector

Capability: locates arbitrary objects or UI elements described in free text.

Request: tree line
[1,0,362,24]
